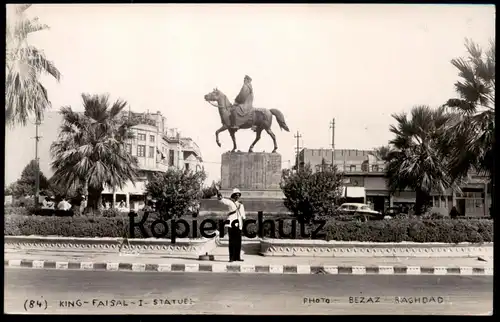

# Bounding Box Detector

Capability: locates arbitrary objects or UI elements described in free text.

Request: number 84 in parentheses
[24,299,48,311]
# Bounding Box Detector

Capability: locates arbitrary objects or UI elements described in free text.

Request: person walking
[217,187,246,262]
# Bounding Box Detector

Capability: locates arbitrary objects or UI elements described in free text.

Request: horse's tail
[270,109,290,132]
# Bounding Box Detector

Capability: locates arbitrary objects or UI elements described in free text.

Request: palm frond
[51,93,139,193]
[5,4,60,127]
[444,38,495,180]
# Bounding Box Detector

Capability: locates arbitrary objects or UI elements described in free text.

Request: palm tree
[5,4,61,127]
[443,38,495,215]
[50,94,139,211]
[369,145,391,161]
[385,106,461,216]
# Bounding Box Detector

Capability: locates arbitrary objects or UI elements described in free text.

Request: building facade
[298,148,491,217]
[100,111,203,211]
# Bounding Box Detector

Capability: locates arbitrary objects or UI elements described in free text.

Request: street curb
[4,259,493,276]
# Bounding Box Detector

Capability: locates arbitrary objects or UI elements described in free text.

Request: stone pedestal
[220,152,284,199]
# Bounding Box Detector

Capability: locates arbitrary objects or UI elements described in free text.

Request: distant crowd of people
[41,195,131,213]
[102,200,129,210]
[42,196,73,211]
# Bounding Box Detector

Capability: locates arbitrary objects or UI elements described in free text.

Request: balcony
[335,161,386,174]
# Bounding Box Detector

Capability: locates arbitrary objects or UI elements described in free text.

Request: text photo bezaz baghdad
[5,4,494,315]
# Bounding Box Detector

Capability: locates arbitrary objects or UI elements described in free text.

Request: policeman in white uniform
[217,188,246,262]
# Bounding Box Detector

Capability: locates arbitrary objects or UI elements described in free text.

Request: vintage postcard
[4,3,494,315]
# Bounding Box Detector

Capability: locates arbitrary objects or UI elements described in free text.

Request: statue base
[220,151,284,200]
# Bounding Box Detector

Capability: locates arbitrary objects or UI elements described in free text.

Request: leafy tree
[385,106,462,216]
[443,38,495,215]
[5,4,61,127]
[9,159,50,198]
[146,168,207,219]
[202,180,221,199]
[280,164,344,223]
[5,184,14,196]
[50,93,139,211]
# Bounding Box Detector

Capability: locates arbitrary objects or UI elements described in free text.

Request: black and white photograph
[4,3,494,315]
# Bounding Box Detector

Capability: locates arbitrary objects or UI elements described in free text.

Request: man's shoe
[237,259,244,262]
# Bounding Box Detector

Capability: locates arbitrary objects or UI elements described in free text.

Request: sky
[4,4,496,185]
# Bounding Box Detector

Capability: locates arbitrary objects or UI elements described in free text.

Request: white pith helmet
[231,188,242,198]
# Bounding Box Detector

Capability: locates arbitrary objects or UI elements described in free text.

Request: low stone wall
[4,236,216,257]
[259,239,494,258]
[4,236,493,258]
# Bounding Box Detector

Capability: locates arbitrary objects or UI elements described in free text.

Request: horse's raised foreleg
[248,128,262,153]
[265,128,278,153]
[215,125,227,148]
[229,129,237,152]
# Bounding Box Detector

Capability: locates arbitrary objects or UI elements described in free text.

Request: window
[150,135,155,143]
[168,150,175,166]
[126,144,132,154]
[360,206,370,210]
[185,163,190,171]
[138,133,146,141]
[137,145,146,157]
[148,146,154,158]
[372,165,379,172]
[349,165,357,172]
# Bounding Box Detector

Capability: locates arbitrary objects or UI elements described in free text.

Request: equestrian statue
[204,75,290,153]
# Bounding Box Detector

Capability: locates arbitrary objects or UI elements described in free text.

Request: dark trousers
[228,227,242,261]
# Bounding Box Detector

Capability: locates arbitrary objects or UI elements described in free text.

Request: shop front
[391,190,416,210]
[364,177,390,212]
[365,190,390,213]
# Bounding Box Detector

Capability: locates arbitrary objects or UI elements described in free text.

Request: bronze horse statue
[204,88,290,153]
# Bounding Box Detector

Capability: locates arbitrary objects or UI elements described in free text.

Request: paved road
[4,268,492,315]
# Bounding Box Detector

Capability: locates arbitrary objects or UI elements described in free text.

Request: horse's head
[204,88,224,104]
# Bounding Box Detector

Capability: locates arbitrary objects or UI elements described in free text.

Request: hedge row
[4,213,493,243]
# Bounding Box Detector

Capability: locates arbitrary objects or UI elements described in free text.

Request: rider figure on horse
[230,75,253,130]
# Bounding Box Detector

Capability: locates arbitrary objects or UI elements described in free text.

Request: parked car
[337,203,384,221]
[384,206,402,217]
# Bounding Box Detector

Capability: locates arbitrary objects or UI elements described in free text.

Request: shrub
[4,206,33,216]
[11,197,34,208]
[146,168,206,220]
[202,180,220,199]
[101,208,121,218]
[280,163,344,223]
[4,213,493,243]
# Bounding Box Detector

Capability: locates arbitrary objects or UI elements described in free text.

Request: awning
[342,186,366,198]
[365,190,389,197]
[102,181,147,195]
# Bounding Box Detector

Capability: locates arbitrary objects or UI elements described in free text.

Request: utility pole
[294,131,302,172]
[33,112,42,209]
[329,118,335,170]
